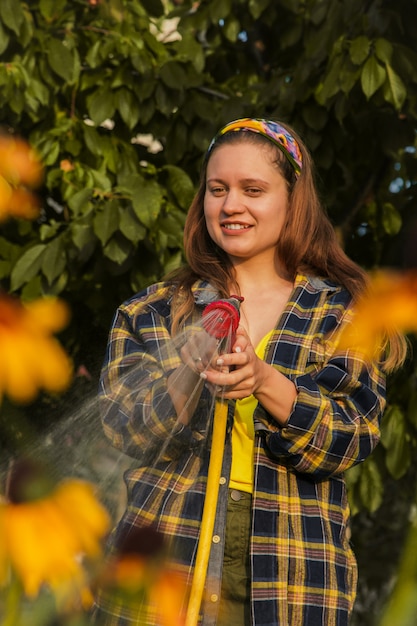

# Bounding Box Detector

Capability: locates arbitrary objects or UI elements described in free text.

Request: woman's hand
[200,326,269,400]
[200,325,296,426]
[179,326,221,374]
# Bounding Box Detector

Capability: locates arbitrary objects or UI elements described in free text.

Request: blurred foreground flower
[97,526,187,626]
[0,458,110,607]
[0,294,73,403]
[337,270,417,360]
[0,135,43,222]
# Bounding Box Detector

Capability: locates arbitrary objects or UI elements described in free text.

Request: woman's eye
[246,187,262,195]
[210,186,226,195]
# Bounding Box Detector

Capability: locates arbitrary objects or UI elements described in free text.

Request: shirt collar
[295,273,339,293]
[192,280,221,306]
[191,275,338,306]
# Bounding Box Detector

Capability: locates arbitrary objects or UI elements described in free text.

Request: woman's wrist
[254,361,296,426]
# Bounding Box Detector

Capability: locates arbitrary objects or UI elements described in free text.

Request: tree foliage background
[1,0,417,623]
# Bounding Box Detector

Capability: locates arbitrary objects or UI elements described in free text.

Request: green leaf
[375,38,393,65]
[162,164,195,209]
[157,212,184,246]
[345,463,362,488]
[383,64,407,110]
[358,457,383,513]
[119,207,146,244]
[361,55,386,99]
[87,89,116,126]
[163,249,183,274]
[385,433,410,480]
[0,236,14,260]
[86,40,102,69]
[93,200,120,246]
[380,405,403,448]
[90,168,112,191]
[248,0,269,20]
[349,36,370,65]
[340,64,361,95]
[21,275,44,301]
[380,405,410,479]
[27,78,50,107]
[174,32,205,73]
[309,1,328,25]
[315,54,344,104]
[0,20,10,54]
[43,143,62,168]
[0,259,11,279]
[42,238,67,285]
[142,30,168,60]
[83,125,106,157]
[19,9,33,48]
[208,0,231,22]
[39,0,67,20]
[0,0,24,35]
[160,61,187,89]
[67,188,94,215]
[132,179,164,227]
[224,17,241,42]
[10,245,46,291]
[39,222,61,242]
[103,236,132,264]
[382,202,402,235]
[47,38,78,83]
[71,224,95,250]
[115,88,140,129]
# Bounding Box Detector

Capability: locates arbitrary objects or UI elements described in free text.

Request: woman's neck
[231,257,293,296]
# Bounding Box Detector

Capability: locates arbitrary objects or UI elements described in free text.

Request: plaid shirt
[94,274,385,626]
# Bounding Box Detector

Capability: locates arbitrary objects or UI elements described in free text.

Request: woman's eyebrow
[206,177,269,185]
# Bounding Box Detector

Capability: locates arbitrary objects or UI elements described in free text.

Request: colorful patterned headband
[208,118,303,177]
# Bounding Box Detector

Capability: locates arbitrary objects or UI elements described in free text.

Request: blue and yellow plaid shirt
[95,274,385,626]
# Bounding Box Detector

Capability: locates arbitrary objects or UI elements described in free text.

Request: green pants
[217,489,252,626]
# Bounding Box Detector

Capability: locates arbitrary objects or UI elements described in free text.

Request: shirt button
[212,535,220,543]
[230,489,242,501]
[219,477,226,485]
[210,594,219,603]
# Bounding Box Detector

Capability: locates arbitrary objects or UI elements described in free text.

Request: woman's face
[204,140,289,266]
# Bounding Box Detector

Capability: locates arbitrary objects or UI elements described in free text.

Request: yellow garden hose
[185,398,228,626]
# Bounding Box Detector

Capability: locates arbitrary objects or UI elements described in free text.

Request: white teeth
[223,224,249,230]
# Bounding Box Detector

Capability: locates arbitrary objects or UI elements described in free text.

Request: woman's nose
[221,189,244,213]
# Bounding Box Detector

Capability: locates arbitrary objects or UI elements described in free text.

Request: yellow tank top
[229,331,273,493]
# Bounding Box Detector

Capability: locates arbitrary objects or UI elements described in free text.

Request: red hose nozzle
[201,295,244,340]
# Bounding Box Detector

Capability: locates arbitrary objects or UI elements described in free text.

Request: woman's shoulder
[298,273,353,304]
[119,281,175,317]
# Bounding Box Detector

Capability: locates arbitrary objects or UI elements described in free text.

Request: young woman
[93,118,406,626]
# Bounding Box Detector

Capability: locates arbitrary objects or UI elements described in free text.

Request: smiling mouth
[222,224,251,230]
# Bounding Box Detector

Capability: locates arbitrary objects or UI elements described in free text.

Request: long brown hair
[167,122,407,370]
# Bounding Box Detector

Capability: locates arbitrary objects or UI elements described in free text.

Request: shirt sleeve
[262,350,386,478]
[98,301,203,461]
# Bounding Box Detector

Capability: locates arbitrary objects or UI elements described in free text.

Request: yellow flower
[0,294,73,403]
[103,556,187,626]
[0,136,43,222]
[99,526,187,626]
[0,177,41,221]
[337,270,417,360]
[0,461,110,604]
[0,136,43,187]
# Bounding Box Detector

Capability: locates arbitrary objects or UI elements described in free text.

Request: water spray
[185,295,243,626]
